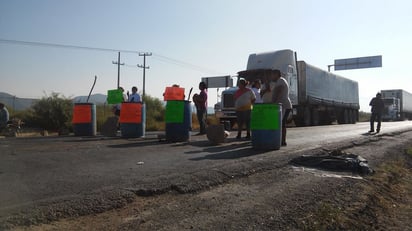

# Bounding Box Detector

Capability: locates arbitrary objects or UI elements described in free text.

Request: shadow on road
[187,141,269,160]
[106,139,165,148]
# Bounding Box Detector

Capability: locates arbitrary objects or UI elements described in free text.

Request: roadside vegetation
[6,93,167,134]
[5,93,371,135]
[299,147,412,230]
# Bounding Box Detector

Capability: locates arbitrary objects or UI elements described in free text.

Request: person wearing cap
[234,78,256,139]
[369,92,384,133]
[270,69,292,146]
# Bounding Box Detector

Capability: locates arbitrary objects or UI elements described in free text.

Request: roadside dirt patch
[7,132,412,230]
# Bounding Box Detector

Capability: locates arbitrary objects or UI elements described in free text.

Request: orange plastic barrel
[72,103,96,136]
[163,87,185,101]
[119,102,145,138]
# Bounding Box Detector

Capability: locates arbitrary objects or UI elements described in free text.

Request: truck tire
[311,108,319,126]
[337,109,349,124]
[343,109,349,124]
[319,111,333,125]
[350,109,357,124]
[304,107,312,126]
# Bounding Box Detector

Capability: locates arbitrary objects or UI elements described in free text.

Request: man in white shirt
[270,69,292,146]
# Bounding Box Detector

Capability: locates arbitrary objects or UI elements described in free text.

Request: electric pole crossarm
[138,52,152,98]
[112,52,125,88]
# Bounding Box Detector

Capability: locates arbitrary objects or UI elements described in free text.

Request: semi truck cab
[215,50,299,129]
[382,97,400,121]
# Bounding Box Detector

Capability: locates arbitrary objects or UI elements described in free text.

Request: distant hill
[72,94,108,104]
[0,92,38,111]
[0,92,108,111]
[0,92,215,113]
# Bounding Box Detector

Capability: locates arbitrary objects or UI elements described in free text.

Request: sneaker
[376,130,380,133]
[368,130,374,133]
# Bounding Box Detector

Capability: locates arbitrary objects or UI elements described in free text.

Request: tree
[142,95,165,130]
[31,92,73,132]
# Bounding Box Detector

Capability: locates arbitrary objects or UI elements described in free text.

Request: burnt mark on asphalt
[290,149,374,175]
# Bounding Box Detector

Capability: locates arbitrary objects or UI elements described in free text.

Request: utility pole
[112,52,124,88]
[137,52,152,98]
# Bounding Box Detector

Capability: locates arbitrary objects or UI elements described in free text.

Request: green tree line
[8,92,166,133]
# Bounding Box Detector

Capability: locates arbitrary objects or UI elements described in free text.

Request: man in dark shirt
[369,92,384,133]
[193,82,208,135]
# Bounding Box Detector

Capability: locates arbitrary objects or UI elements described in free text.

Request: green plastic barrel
[251,103,282,150]
[165,100,192,142]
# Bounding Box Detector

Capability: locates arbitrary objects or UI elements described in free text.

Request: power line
[0,38,226,75]
[151,52,225,75]
[138,52,152,98]
[0,38,142,54]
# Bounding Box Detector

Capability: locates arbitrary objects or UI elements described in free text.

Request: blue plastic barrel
[165,100,192,142]
[72,103,97,136]
[251,103,282,150]
[120,102,145,138]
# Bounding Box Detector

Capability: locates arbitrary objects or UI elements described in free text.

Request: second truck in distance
[381,89,412,121]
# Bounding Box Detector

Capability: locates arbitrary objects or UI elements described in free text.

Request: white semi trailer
[216,49,359,127]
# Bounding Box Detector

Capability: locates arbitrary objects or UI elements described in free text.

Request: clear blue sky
[1,0,411,111]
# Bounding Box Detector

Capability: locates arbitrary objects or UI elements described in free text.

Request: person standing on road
[0,102,9,131]
[251,79,263,104]
[193,81,208,135]
[369,92,384,133]
[261,70,276,103]
[270,69,292,146]
[234,78,256,139]
[112,87,128,117]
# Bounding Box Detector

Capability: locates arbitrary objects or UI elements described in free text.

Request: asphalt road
[1,121,412,224]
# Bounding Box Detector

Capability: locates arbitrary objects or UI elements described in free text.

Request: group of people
[233,69,292,146]
[113,86,142,116]
[191,69,293,146]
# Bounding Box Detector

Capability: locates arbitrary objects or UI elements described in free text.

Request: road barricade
[165,100,192,142]
[72,103,97,136]
[251,103,282,150]
[119,102,145,138]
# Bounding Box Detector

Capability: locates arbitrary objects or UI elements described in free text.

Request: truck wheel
[319,111,333,125]
[337,109,348,124]
[304,107,311,126]
[343,109,349,124]
[311,108,319,126]
[350,110,357,124]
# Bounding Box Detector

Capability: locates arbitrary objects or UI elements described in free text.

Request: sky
[1,0,412,112]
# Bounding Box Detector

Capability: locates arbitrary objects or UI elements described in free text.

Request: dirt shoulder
[7,131,412,230]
